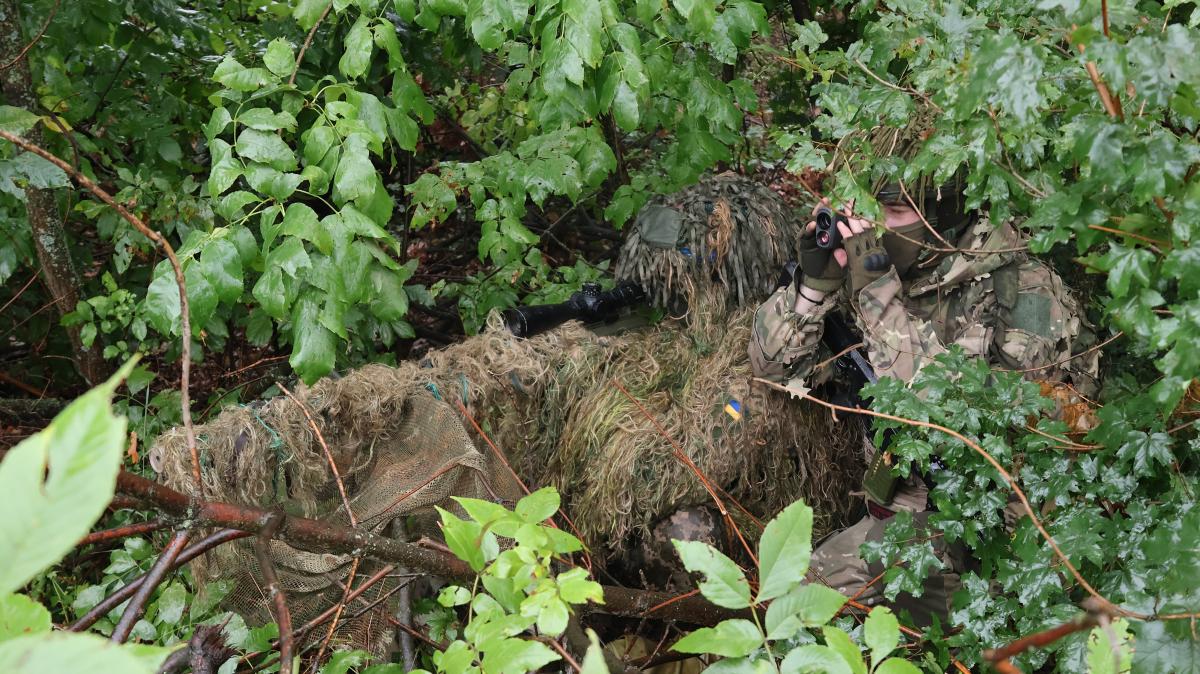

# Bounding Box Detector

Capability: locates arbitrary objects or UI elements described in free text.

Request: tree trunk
[0,0,107,385]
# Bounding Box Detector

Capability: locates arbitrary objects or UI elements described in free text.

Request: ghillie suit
[153,173,865,655]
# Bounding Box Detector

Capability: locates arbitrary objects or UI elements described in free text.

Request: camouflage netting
[152,173,865,655]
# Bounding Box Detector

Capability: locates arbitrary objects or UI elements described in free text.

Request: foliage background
[0,0,1198,671]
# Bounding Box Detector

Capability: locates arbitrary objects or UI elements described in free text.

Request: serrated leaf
[235,129,297,171]
[764,584,847,639]
[289,294,336,384]
[864,607,900,667]
[756,500,814,601]
[334,134,376,202]
[253,267,287,319]
[339,15,374,79]
[200,238,243,304]
[672,619,762,657]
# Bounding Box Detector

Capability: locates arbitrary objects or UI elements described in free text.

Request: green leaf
[373,20,405,69]
[863,607,900,667]
[143,263,181,335]
[756,500,814,601]
[0,632,167,674]
[0,106,40,135]
[1100,243,1155,299]
[874,659,922,674]
[156,583,187,625]
[0,594,51,643]
[208,138,242,198]
[200,238,243,303]
[253,267,287,319]
[239,108,298,131]
[480,637,559,674]
[289,294,336,384]
[580,629,609,674]
[334,134,376,202]
[204,107,232,142]
[779,645,852,674]
[672,540,752,609]
[214,56,276,92]
[264,38,295,77]
[236,129,297,171]
[556,567,603,604]
[294,0,330,29]
[671,619,761,657]
[822,627,866,674]
[0,363,133,596]
[157,138,182,162]
[764,584,847,639]
[437,507,487,571]
[515,486,559,523]
[339,15,374,80]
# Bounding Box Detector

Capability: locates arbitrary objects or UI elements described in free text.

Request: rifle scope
[503,281,646,339]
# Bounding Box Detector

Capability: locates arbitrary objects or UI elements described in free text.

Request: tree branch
[111,530,192,643]
[0,130,203,496]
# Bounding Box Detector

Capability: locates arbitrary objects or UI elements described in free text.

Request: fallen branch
[253,513,294,674]
[78,519,166,547]
[110,467,747,625]
[984,613,1098,670]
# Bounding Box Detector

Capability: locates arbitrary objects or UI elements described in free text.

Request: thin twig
[539,636,582,673]
[289,2,333,86]
[0,130,202,496]
[312,556,361,670]
[0,271,39,316]
[78,519,166,547]
[753,380,1167,621]
[277,382,358,527]
[985,613,1099,667]
[111,530,192,643]
[387,616,445,651]
[0,0,61,70]
[1007,331,1122,374]
[254,513,294,674]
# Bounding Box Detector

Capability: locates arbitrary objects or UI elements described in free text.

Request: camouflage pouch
[862,450,898,505]
[636,205,683,249]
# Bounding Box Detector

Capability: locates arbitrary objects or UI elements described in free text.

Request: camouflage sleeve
[854,268,947,383]
[749,284,838,384]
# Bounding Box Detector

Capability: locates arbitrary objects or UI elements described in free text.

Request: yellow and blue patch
[723,399,742,421]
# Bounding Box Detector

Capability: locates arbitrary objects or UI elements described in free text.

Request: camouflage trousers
[808,497,965,628]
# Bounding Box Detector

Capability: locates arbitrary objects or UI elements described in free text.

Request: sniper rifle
[502,281,646,339]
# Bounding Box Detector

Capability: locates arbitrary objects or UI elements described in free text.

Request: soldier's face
[882,203,922,230]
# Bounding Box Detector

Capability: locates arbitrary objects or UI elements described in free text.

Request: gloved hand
[837,214,892,296]
[798,203,845,293]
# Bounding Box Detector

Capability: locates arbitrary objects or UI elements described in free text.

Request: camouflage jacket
[749,219,1101,396]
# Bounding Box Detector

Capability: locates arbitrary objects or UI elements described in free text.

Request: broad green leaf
[156,583,187,625]
[266,237,312,277]
[214,56,275,92]
[373,20,405,69]
[0,363,133,596]
[244,164,303,200]
[368,267,409,321]
[580,629,609,674]
[143,263,181,335]
[756,500,814,601]
[239,108,298,131]
[515,486,559,523]
[0,594,50,643]
[253,267,287,319]
[874,658,922,674]
[1087,619,1133,674]
[0,632,167,674]
[334,134,376,202]
[303,125,338,166]
[557,567,603,604]
[236,129,297,171]
[264,38,295,77]
[611,80,639,131]
[0,106,40,134]
[671,619,761,657]
[339,15,374,79]
[184,263,218,332]
[672,540,752,609]
[289,294,336,384]
[157,138,182,162]
[780,645,852,674]
[281,203,330,254]
[204,107,232,142]
[863,607,900,667]
[764,584,847,639]
[480,637,559,674]
[294,0,329,29]
[200,238,243,303]
[437,507,486,571]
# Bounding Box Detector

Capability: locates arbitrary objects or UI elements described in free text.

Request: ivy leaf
[756,500,813,602]
[671,619,762,657]
[672,540,752,609]
[0,363,132,596]
[263,38,295,77]
[1119,430,1173,476]
[289,294,336,384]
